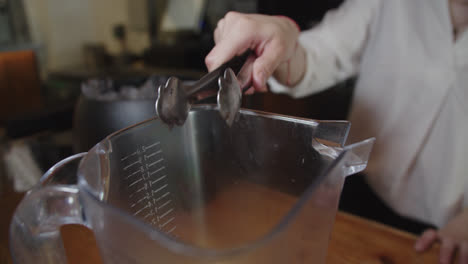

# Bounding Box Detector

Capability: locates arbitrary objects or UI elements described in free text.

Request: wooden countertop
[1,190,439,264]
[328,212,439,263]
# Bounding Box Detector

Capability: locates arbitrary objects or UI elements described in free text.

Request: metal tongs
[155,50,252,127]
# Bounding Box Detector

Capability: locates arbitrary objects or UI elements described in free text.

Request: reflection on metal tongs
[155,50,252,127]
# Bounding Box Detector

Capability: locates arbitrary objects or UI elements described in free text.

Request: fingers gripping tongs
[155,50,251,127]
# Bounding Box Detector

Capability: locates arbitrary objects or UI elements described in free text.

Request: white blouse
[269,0,468,227]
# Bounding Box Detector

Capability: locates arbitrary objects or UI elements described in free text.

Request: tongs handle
[186,49,253,95]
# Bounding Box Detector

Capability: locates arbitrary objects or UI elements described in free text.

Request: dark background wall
[258,0,344,29]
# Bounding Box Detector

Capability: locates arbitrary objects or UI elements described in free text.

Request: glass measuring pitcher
[10,106,374,264]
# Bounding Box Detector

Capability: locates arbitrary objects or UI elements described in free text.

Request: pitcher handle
[10,153,87,264]
[39,152,87,185]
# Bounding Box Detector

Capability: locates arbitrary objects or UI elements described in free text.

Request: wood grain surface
[328,212,439,264]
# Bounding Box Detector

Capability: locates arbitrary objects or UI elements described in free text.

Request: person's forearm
[269,0,381,98]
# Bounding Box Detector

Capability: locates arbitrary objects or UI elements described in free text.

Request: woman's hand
[205,12,306,93]
[414,208,468,264]
[449,0,468,39]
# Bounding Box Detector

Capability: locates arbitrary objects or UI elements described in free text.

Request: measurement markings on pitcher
[151,174,167,185]
[125,166,144,179]
[167,225,177,234]
[121,141,177,235]
[147,158,164,167]
[155,191,170,202]
[142,141,160,151]
[120,151,137,161]
[148,166,165,175]
[123,158,142,170]
[159,207,174,219]
[159,199,172,209]
[129,183,148,198]
[133,203,150,216]
[144,149,162,159]
[152,184,168,195]
[160,216,175,228]
[131,194,150,208]
[128,177,144,187]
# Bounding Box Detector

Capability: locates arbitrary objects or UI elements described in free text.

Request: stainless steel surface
[217,68,242,126]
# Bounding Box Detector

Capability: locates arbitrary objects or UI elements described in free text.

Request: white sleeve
[269,0,381,98]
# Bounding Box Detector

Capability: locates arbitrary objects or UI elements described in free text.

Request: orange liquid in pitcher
[170,180,340,263]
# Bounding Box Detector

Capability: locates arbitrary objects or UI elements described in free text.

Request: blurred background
[0,2,354,260]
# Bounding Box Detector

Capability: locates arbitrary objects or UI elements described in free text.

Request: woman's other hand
[415,208,468,264]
